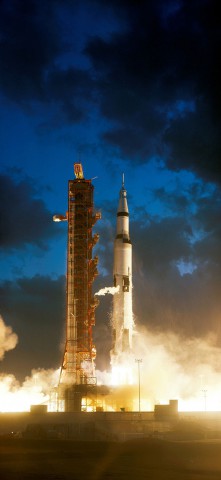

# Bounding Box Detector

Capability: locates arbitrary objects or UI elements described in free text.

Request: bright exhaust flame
[111,363,134,386]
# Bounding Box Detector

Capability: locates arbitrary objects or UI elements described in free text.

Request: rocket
[111,175,133,357]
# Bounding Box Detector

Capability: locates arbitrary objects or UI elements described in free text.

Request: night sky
[0,0,221,383]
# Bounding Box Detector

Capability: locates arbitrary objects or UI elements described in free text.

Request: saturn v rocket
[111,176,134,358]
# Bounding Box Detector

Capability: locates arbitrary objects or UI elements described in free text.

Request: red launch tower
[53,163,100,410]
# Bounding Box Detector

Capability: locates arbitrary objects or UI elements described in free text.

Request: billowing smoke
[96,325,221,412]
[2,312,221,412]
[95,286,119,296]
[0,315,18,360]
[131,327,221,410]
[0,368,60,412]
[0,314,59,412]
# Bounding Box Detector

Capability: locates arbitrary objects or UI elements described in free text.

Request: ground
[1,437,221,479]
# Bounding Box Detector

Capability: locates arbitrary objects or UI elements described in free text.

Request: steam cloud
[1,312,221,412]
[0,368,60,412]
[0,314,59,412]
[132,327,221,410]
[95,286,120,296]
[0,315,18,360]
[96,325,221,412]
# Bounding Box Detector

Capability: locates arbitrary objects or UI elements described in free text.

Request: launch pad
[3,406,221,443]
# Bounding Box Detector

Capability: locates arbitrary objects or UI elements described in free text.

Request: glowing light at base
[111,364,134,386]
[0,316,60,413]
[101,327,221,414]
[178,388,221,412]
[2,314,221,413]
[0,369,60,413]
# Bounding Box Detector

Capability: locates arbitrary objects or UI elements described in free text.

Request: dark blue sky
[0,0,221,381]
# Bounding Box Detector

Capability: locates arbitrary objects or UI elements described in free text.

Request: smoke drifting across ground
[94,285,221,411]
[0,368,60,412]
[0,315,59,412]
[96,325,221,412]
[1,313,221,412]
[132,326,221,411]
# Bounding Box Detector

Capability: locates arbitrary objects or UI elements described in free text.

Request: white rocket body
[112,179,133,356]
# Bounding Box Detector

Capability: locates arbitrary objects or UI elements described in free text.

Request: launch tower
[53,163,100,410]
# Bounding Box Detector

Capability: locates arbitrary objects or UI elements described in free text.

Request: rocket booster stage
[112,176,133,356]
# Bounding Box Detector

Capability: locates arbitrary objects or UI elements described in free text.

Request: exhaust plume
[96,325,221,412]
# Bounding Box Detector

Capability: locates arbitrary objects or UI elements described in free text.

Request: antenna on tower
[122,173,125,188]
[77,147,82,163]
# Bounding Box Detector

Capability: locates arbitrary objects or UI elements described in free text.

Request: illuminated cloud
[0,316,18,360]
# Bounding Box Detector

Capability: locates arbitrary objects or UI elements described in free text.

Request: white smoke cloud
[0,315,60,412]
[0,368,60,412]
[96,326,221,412]
[95,286,119,296]
[133,327,221,411]
[0,315,18,360]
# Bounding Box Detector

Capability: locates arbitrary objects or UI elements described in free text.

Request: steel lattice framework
[54,164,100,392]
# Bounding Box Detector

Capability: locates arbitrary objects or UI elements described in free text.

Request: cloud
[0,0,61,102]
[1,1,220,181]
[0,0,94,125]
[94,178,221,369]
[85,0,221,183]
[164,104,221,183]
[0,275,65,380]
[1,179,221,379]
[0,368,60,412]
[0,316,18,360]
[130,184,221,339]
[0,173,61,250]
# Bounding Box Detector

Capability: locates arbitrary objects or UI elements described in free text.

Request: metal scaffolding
[53,163,101,411]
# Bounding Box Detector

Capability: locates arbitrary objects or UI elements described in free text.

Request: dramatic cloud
[95,177,221,356]
[1,0,220,182]
[0,0,94,124]
[0,173,60,250]
[164,105,221,183]
[0,275,65,380]
[0,0,220,382]
[86,0,221,183]
[0,0,61,102]
[131,184,221,340]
